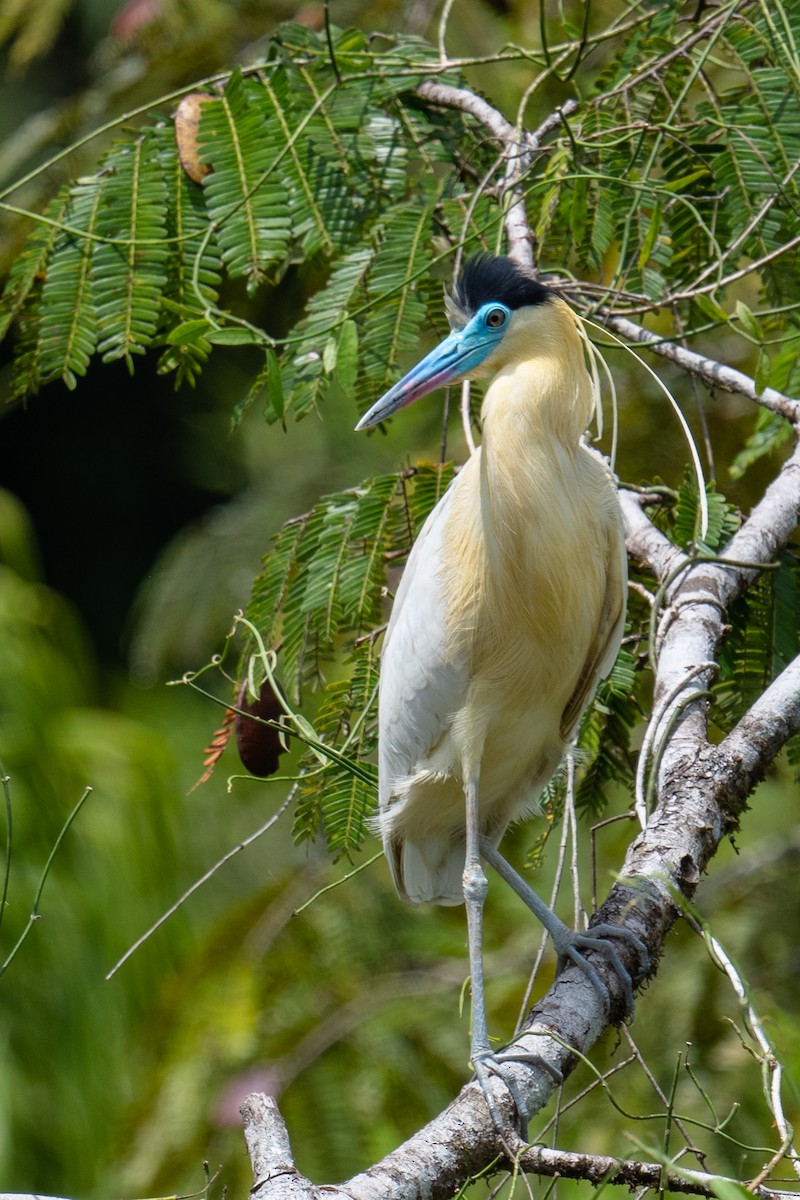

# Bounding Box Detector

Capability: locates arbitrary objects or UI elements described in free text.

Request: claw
[471,1044,562,1137]
[479,837,649,1019]
[556,923,650,1016]
[471,1051,521,1136]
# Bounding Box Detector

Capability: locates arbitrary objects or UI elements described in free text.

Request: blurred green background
[0,1,797,1197]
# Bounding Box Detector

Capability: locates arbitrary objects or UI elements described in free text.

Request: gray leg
[463,780,554,1134]
[479,837,648,1014]
[461,776,490,1058]
[462,775,511,1128]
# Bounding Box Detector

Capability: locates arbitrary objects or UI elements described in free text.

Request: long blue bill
[355,323,491,431]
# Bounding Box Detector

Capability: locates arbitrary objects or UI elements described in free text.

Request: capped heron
[356,254,645,1125]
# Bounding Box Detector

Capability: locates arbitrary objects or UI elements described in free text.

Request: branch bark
[599,312,800,423]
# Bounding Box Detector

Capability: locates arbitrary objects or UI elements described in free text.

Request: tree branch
[415,79,578,269]
[242,1094,318,1200]
[722,434,800,590]
[515,1144,799,1199]
[598,312,800,424]
[237,625,800,1200]
[417,75,800,425]
[618,488,685,578]
[718,652,800,806]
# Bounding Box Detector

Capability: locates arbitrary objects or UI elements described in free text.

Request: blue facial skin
[355,302,512,430]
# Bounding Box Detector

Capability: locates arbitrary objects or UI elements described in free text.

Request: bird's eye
[485,307,507,329]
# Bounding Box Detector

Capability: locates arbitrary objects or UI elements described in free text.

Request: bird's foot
[478,839,650,1018]
[471,1043,563,1139]
[554,922,650,1017]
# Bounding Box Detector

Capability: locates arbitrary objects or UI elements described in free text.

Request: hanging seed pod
[174,92,215,184]
[235,679,285,777]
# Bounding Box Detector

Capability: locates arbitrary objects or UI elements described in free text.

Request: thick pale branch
[619,488,684,578]
[416,78,535,267]
[649,432,800,776]
[242,661,800,1200]
[516,1145,798,1199]
[600,313,800,424]
[718,653,800,807]
[721,435,800,596]
[241,1094,318,1200]
[415,80,520,145]
[415,79,577,268]
[237,543,800,1200]
[238,1097,800,1200]
[241,686,797,1200]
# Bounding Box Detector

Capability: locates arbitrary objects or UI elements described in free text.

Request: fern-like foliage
[95,133,171,365]
[292,640,380,857]
[639,471,799,748]
[712,549,800,736]
[276,248,374,422]
[575,648,641,816]
[671,473,741,555]
[4,8,800,390]
[37,179,101,389]
[197,68,293,292]
[0,20,498,439]
[4,6,800,858]
[241,464,454,855]
[4,7,800,430]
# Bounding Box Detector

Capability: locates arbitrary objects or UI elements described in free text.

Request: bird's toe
[558,923,649,1017]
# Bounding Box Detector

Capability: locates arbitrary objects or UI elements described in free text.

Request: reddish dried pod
[235,680,285,777]
[174,92,215,184]
[190,707,235,792]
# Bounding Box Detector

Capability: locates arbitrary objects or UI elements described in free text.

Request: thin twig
[106,785,297,979]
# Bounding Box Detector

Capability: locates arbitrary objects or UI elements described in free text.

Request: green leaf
[243,465,453,707]
[292,639,380,856]
[205,326,264,346]
[38,178,102,388]
[265,348,284,423]
[197,68,292,293]
[360,200,437,402]
[322,333,338,375]
[673,472,740,553]
[92,131,170,364]
[735,299,763,340]
[569,175,588,247]
[729,408,792,479]
[335,319,359,392]
[282,247,374,420]
[160,121,222,306]
[754,347,771,395]
[710,552,800,734]
[576,646,640,815]
[709,1181,756,1200]
[692,294,729,325]
[0,188,71,346]
[637,201,662,270]
[166,319,214,345]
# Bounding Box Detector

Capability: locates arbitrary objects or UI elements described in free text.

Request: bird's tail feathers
[386,834,465,906]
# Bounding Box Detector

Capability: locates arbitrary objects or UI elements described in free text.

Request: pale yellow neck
[480,299,595,451]
[441,297,602,653]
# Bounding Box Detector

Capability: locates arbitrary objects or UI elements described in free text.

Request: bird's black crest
[449,254,551,327]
